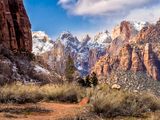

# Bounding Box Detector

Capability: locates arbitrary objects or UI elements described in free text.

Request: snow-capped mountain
[111,21,149,40]
[32,31,54,55]
[131,21,149,31]
[32,21,148,76]
[32,30,111,75]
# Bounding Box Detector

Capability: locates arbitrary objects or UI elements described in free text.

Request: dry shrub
[89,84,160,117]
[40,84,85,103]
[0,84,42,103]
[0,83,85,104]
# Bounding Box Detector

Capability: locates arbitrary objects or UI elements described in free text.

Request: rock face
[111,21,148,41]
[143,43,160,80]
[108,21,148,55]
[92,20,160,81]
[0,0,61,85]
[32,31,112,76]
[0,0,32,52]
[93,43,160,80]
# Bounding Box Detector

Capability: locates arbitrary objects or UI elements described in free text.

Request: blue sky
[24,0,160,39]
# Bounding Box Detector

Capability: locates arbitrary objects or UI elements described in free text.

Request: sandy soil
[0,102,82,120]
[0,102,160,120]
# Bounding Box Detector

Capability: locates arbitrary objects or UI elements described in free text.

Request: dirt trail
[0,102,83,120]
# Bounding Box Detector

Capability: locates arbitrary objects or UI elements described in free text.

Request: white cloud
[58,0,156,16]
[58,0,160,36]
[126,5,160,23]
[58,0,72,4]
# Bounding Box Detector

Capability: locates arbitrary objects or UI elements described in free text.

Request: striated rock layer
[93,20,160,81]
[0,0,32,52]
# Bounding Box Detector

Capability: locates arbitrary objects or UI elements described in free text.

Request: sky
[24,0,160,40]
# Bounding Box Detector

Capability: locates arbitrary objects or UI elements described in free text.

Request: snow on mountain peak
[57,31,80,51]
[82,34,91,42]
[32,31,51,41]
[94,30,112,45]
[32,31,54,55]
[131,21,149,31]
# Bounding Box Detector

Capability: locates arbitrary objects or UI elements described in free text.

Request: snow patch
[131,21,148,31]
[34,65,50,74]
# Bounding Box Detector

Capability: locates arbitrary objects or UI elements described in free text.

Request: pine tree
[65,55,76,82]
[77,77,86,87]
[90,72,98,87]
[85,75,91,87]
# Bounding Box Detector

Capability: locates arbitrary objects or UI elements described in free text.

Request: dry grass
[89,84,160,118]
[0,83,160,119]
[0,83,85,104]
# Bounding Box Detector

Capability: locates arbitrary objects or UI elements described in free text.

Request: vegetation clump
[0,82,160,119]
[89,84,160,118]
[65,55,76,82]
[0,83,85,104]
[77,72,98,87]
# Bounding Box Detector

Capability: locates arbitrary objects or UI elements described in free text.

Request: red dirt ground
[0,102,83,120]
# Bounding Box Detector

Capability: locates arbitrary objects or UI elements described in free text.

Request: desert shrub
[0,84,42,104]
[0,83,85,104]
[89,85,160,118]
[40,84,85,103]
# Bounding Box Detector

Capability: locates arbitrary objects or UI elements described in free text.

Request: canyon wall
[0,0,32,52]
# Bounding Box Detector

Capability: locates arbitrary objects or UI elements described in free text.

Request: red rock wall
[0,0,32,52]
[92,43,160,80]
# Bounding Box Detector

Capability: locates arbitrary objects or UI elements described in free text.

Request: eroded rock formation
[0,0,32,52]
[92,19,160,81]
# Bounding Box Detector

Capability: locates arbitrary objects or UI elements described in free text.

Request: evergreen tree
[90,72,98,87]
[65,55,76,82]
[85,75,91,87]
[77,77,86,87]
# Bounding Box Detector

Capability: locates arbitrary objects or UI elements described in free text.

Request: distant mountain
[32,31,112,75]
[32,31,54,55]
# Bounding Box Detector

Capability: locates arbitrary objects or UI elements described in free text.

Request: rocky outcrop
[0,0,61,85]
[0,44,61,85]
[119,44,132,71]
[92,43,160,80]
[131,48,144,72]
[144,43,160,80]
[108,21,148,55]
[93,19,160,81]
[111,21,147,41]
[131,19,160,44]
[0,0,32,52]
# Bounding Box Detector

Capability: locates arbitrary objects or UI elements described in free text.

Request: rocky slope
[92,20,160,81]
[0,0,32,53]
[32,31,112,75]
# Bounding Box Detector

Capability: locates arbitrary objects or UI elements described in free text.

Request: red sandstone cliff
[0,0,32,52]
[93,20,160,81]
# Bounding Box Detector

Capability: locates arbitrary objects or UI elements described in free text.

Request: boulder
[111,84,121,90]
